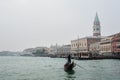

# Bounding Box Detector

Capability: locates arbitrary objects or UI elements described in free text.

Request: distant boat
[64,62,76,71]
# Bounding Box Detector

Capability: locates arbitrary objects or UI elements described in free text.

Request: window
[85,43,86,46]
[79,43,81,46]
[97,28,99,30]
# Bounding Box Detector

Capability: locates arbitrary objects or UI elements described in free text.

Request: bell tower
[93,13,101,37]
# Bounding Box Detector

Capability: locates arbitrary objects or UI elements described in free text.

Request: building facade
[71,37,101,58]
[112,32,120,56]
[57,45,71,57]
[89,42,100,56]
[48,44,71,57]
[48,44,61,54]
[100,36,113,56]
[70,13,102,58]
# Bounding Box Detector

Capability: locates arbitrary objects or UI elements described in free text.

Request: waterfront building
[111,32,120,56]
[48,44,61,54]
[71,37,101,58]
[93,13,101,37]
[100,36,113,56]
[48,44,71,57]
[89,42,100,56]
[57,45,71,57]
[70,13,101,58]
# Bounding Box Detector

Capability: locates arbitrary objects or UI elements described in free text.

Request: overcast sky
[0,0,120,51]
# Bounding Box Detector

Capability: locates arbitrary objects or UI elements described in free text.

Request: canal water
[0,56,120,80]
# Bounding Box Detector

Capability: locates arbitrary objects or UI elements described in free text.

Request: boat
[64,62,76,71]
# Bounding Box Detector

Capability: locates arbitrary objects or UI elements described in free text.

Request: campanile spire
[93,13,101,37]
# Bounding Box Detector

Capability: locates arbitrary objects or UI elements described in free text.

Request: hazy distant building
[48,44,71,57]
[57,45,71,57]
[93,13,101,37]
[48,44,61,54]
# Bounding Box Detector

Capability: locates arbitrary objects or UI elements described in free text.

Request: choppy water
[0,56,120,80]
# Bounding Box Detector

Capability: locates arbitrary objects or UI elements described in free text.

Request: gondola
[64,62,76,71]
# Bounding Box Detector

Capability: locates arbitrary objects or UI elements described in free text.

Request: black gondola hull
[64,62,75,71]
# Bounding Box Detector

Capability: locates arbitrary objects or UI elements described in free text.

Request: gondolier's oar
[75,63,86,70]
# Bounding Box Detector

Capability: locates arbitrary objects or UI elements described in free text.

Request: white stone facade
[100,37,113,56]
[90,42,100,55]
[71,37,101,58]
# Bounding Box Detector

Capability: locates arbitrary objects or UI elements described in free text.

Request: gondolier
[68,54,71,63]
[64,54,76,71]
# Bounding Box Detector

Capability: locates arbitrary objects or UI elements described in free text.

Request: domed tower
[93,13,101,37]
